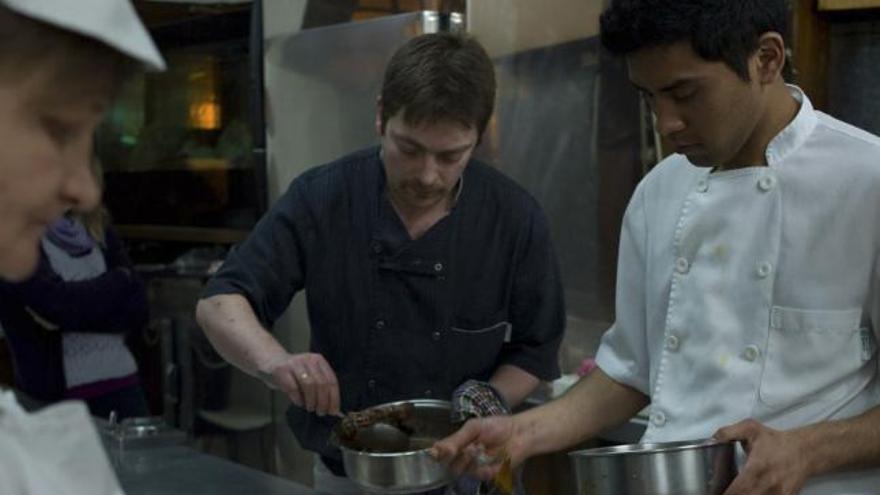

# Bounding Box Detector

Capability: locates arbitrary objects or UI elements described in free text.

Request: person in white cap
[0,1,163,493]
[0,0,164,282]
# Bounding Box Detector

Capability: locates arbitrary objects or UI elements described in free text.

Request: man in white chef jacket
[0,1,164,493]
[433,1,880,493]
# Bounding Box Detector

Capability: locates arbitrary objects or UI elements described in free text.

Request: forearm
[18,261,147,333]
[195,294,288,377]
[509,367,649,461]
[799,405,880,476]
[489,364,540,408]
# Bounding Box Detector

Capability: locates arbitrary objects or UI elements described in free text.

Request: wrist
[508,413,535,464]
[256,349,289,377]
[793,423,834,478]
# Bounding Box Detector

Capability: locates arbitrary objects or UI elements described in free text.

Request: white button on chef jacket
[650,410,667,427]
[674,257,690,274]
[595,86,880,494]
[756,261,773,278]
[742,344,761,362]
[758,174,777,192]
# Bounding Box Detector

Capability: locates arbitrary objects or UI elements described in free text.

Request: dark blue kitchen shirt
[202,146,565,473]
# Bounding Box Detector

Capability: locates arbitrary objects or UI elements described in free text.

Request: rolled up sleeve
[595,185,651,395]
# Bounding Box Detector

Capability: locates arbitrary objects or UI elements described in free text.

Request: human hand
[431,415,521,481]
[258,352,341,417]
[715,419,810,495]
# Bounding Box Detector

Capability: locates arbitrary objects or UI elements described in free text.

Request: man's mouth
[674,142,701,154]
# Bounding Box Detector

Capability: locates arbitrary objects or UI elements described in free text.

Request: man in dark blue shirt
[196,32,564,494]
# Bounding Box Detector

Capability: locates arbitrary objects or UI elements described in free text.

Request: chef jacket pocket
[758,306,864,409]
[448,312,511,381]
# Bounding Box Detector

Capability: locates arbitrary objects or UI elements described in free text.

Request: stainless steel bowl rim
[335,399,451,457]
[337,444,435,458]
[569,438,732,457]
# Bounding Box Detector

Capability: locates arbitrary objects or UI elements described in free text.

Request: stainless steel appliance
[570,439,738,495]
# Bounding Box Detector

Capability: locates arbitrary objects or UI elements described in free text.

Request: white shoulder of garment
[0,390,124,495]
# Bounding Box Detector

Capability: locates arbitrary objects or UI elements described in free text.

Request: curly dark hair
[600,0,789,81]
[380,32,496,137]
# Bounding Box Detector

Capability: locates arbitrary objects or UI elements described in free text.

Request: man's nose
[417,154,440,187]
[653,100,686,138]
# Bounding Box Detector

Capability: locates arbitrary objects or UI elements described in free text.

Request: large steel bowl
[569,439,737,495]
[333,399,456,494]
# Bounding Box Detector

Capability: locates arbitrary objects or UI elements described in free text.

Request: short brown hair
[0,6,133,88]
[380,32,496,137]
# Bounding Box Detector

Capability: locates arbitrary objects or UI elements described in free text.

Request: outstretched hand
[431,415,520,480]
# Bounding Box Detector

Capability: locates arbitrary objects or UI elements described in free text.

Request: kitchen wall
[263,0,314,484]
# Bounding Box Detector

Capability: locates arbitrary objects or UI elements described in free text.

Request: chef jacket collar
[765,84,818,167]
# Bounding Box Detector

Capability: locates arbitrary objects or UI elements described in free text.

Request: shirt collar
[765,84,818,166]
[451,172,465,207]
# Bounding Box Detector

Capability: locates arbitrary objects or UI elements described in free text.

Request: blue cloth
[45,216,95,257]
[203,146,565,476]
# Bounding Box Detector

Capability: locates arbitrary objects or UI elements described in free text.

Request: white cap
[0,0,166,71]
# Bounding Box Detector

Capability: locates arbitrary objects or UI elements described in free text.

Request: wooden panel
[133,1,249,28]
[523,440,600,495]
[819,0,880,10]
[791,0,830,110]
[116,224,250,244]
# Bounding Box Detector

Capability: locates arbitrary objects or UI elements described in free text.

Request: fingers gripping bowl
[332,399,457,494]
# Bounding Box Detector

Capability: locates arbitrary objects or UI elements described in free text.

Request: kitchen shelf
[819,0,880,11]
[117,224,249,244]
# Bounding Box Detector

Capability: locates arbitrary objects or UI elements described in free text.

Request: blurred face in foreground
[0,54,110,280]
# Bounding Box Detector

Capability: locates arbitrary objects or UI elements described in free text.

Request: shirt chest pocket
[447,310,511,382]
[758,306,870,409]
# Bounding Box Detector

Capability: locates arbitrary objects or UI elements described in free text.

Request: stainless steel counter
[109,445,315,495]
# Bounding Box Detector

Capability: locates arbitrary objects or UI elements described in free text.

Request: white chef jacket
[595,86,880,494]
[0,389,124,495]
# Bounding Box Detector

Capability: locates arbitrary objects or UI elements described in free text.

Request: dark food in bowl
[333,400,457,494]
[334,401,455,454]
[337,402,416,442]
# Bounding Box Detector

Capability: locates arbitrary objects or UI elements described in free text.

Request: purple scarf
[46,216,95,257]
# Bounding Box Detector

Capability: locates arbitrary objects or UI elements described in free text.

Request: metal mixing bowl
[569,439,737,495]
[333,399,456,494]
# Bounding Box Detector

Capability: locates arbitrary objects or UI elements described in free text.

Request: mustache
[403,183,445,197]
